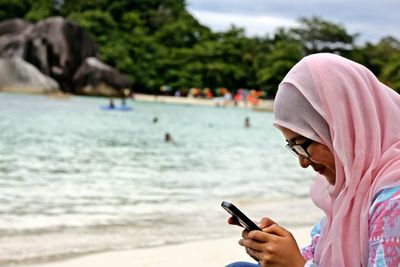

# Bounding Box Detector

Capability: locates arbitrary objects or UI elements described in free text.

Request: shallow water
[0,93,322,265]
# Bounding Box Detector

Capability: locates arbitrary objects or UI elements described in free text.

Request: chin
[325,175,335,185]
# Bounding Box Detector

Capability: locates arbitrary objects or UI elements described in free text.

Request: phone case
[221,201,261,231]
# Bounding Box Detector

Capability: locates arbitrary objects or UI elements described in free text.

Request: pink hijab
[274,53,400,266]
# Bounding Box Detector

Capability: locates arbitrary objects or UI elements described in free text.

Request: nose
[298,156,311,168]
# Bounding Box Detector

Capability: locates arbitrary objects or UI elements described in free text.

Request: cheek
[321,148,335,171]
[312,146,336,170]
[326,157,336,172]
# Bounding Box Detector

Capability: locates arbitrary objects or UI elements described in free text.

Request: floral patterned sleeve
[300,186,400,267]
[301,218,324,266]
[368,185,400,267]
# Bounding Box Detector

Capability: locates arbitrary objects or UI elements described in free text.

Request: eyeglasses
[285,137,314,159]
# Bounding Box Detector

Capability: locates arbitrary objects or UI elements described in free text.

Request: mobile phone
[221,201,262,231]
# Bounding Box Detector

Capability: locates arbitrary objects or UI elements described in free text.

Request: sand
[22,226,311,267]
[133,94,274,111]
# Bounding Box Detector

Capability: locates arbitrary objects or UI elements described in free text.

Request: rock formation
[0,57,59,93]
[0,17,131,96]
[0,18,33,58]
[24,16,100,91]
[73,57,131,97]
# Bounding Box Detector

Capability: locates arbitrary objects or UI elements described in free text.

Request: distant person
[226,53,400,266]
[223,91,232,106]
[153,117,158,123]
[108,98,115,109]
[244,117,251,128]
[165,133,173,142]
[121,97,126,106]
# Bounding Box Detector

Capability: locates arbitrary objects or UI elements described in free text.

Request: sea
[0,93,322,266]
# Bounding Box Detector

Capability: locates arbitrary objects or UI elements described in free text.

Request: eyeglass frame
[285,136,314,159]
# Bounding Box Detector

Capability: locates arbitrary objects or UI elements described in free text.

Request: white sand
[24,226,311,267]
[134,94,274,111]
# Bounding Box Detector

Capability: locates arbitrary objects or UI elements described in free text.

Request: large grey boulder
[23,16,99,91]
[0,17,98,92]
[73,57,131,97]
[0,18,33,58]
[0,16,131,96]
[0,18,31,36]
[0,57,60,94]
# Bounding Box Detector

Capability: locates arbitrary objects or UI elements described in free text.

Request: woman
[227,53,400,266]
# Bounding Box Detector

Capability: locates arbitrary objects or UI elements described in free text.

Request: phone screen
[221,201,261,231]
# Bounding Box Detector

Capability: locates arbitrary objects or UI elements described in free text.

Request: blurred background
[0,0,399,98]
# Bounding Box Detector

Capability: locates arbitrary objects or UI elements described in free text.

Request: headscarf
[273,53,400,266]
[274,83,331,145]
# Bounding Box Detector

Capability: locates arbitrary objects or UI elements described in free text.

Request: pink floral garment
[302,185,400,267]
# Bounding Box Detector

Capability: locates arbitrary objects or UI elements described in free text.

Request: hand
[244,217,277,262]
[239,224,306,267]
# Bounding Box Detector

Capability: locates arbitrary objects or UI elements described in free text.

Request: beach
[23,226,312,267]
[133,93,274,111]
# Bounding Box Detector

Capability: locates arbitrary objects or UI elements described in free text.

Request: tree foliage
[0,0,30,20]
[289,16,357,54]
[25,0,55,21]
[1,0,400,95]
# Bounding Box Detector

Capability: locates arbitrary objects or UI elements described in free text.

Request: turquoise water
[0,93,321,265]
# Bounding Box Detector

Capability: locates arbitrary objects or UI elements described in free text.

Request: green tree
[256,39,302,97]
[290,16,357,54]
[0,0,30,20]
[154,11,211,48]
[357,37,400,75]
[158,26,252,91]
[381,54,400,92]
[25,0,55,21]
[364,37,400,91]
[59,0,109,15]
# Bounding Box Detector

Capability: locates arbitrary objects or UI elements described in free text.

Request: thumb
[264,223,291,237]
[258,217,277,228]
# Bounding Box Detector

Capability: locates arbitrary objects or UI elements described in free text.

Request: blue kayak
[100,105,133,111]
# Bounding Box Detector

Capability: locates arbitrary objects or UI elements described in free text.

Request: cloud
[190,10,298,37]
[186,0,400,43]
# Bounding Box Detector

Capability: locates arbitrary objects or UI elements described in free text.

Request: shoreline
[21,226,311,267]
[134,93,274,111]
[0,91,274,111]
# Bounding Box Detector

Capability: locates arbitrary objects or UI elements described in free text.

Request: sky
[186,0,400,44]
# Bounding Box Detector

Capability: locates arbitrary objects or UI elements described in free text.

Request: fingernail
[238,239,243,246]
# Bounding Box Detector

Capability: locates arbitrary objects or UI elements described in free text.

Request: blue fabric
[225,262,260,267]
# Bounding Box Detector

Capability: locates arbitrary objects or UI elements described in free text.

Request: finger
[246,248,264,262]
[264,223,291,237]
[242,229,250,238]
[248,229,276,243]
[245,247,260,262]
[239,238,264,252]
[258,217,276,228]
[228,216,241,226]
